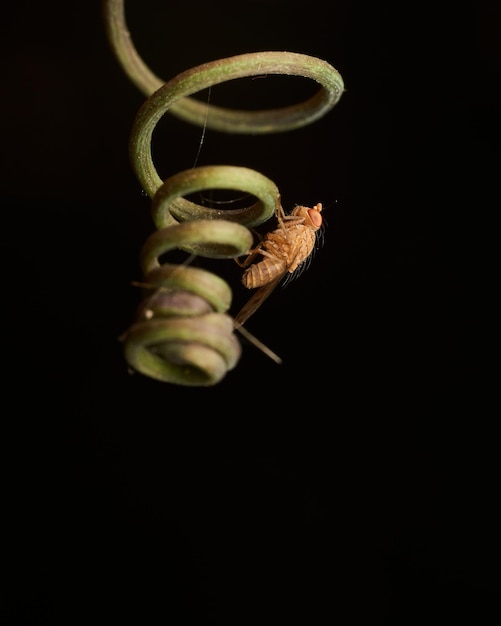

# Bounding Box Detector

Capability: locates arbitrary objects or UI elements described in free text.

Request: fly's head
[292,203,323,230]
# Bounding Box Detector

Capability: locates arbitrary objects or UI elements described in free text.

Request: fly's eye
[307,208,323,228]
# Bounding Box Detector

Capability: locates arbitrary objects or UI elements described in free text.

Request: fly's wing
[233,274,284,327]
[281,223,325,287]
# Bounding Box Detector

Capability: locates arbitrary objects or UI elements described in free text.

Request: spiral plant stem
[102,0,344,386]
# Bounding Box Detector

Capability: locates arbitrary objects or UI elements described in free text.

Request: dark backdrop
[3,1,499,623]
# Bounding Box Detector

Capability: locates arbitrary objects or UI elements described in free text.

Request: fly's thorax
[265,230,292,257]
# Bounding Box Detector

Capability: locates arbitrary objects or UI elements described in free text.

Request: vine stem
[102,0,345,385]
[102,0,345,135]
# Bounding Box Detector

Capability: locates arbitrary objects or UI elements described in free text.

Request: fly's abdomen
[242,257,287,288]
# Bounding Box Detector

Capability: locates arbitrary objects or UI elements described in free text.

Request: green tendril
[103,0,344,385]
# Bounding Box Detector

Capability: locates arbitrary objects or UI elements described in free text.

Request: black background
[3,1,499,624]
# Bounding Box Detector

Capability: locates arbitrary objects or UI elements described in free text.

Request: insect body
[234,202,323,326]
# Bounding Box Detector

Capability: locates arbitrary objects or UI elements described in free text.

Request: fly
[234,202,323,326]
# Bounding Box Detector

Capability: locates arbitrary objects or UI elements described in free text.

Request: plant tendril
[102,0,344,385]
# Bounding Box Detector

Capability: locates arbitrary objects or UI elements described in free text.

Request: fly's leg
[275,202,287,231]
[275,202,301,232]
[235,243,283,268]
[234,240,266,268]
[276,204,305,246]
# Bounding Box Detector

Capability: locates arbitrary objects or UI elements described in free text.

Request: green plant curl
[103,0,345,385]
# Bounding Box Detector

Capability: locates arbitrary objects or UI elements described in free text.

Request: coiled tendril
[103,0,344,386]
